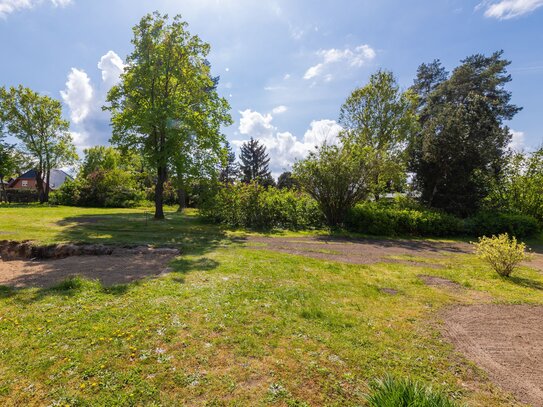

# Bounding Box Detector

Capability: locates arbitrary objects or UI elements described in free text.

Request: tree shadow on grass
[0,211,246,300]
[53,211,232,254]
[507,275,543,291]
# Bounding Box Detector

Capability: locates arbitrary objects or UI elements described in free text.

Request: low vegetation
[200,182,322,230]
[365,376,461,407]
[1,206,542,405]
[473,233,533,277]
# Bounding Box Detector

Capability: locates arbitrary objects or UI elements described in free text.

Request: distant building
[8,169,72,191]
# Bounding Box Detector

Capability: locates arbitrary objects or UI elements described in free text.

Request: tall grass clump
[365,376,461,407]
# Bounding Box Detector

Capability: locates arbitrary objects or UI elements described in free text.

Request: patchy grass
[0,205,542,405]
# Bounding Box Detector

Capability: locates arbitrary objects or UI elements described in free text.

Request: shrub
[365,376,460,407]
[345,202,464,237]
[5,188,40,203]
[51,169,145,208]
[200,182,323,230]
[465,211,539,238]
[473,233,532,277]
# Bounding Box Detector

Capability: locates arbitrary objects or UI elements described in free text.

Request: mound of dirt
[442,305,543,406]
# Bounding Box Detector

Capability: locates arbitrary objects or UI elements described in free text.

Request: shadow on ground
[0,211,246,298]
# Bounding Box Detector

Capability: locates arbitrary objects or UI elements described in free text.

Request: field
[0,205,542,406]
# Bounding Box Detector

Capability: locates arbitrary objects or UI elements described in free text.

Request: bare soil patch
[442,305,543,406]
[246,236,470,266]
[418,274,463,290]
[0,246,179,288]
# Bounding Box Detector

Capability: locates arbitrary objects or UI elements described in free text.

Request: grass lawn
[0,205,542,406]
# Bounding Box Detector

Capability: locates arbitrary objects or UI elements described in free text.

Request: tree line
[1,11,541,229]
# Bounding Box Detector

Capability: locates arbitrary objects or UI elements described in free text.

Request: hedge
[345,203,539,238]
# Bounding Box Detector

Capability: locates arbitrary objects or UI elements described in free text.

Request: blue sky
[1,0,542,175]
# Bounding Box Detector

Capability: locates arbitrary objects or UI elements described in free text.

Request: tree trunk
[177,188,186,212]
[35,170,46,204]
[44,170,51,203]
[0,175,6,202]
[154,165,167,220]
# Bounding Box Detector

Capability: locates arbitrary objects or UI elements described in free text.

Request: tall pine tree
[239,137,273,186]
[410,51,521,216]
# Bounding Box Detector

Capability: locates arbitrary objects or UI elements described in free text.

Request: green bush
[345,202,464,237]
[51,169,145,208]
[365,376,461,407]
[5,188,40,203]
[465,211,539,238]
[473,233,533,277]
[200,182,323,230]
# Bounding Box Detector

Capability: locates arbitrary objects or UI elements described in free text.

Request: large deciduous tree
[410,51,521,216]
[339,70,418,200]
[239,137,274,186]
[104,12,231,219]
[0,85,77,203]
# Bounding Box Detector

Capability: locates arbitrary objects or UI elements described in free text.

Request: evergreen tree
[219,141,239,184]
[410,51,521,216]
[277,171,298,189]
[239,137,272,185]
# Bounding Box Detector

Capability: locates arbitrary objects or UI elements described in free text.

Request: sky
[1,0,542,176]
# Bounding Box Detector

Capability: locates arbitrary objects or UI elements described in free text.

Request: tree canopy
[239,137,273,186]
[0,85,77,203]
[293,143,371,227]
[339,70,418,200]
[105,12,231,219]
[409,51,521,216]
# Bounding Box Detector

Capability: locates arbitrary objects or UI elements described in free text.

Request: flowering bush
[473,233,533,277]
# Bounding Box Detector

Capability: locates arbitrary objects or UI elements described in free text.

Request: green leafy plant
[465,211,539,238]
[345,202,464,237]
[473,233,533,277]
[200,182,322,230]
[365,376,460,407]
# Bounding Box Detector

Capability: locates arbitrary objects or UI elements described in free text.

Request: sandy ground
[246,235,472,265]
[0,249,177,288]
[442,305,543,406]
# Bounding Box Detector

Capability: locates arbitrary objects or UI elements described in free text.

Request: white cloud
[477,0,543,19]
[97,50,125,88]
[238,109,274,138]
[0,0,72,18]
[302,119,342,147]
[60,68,93,124]
[304,44,376,81]
[272,105,287,114]
[509,129,526,151]
[235,109,342,174]
[283,73,291,80]
[61,50,124,150]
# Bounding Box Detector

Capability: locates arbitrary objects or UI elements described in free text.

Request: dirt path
[442,305,543,406]
[0,248,178,288]
[246,235,472,265]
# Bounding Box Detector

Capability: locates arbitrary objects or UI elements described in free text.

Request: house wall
[10,178,38,189]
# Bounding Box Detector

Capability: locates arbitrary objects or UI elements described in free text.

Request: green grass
[0,205,542,405]
[365,375,461,407]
